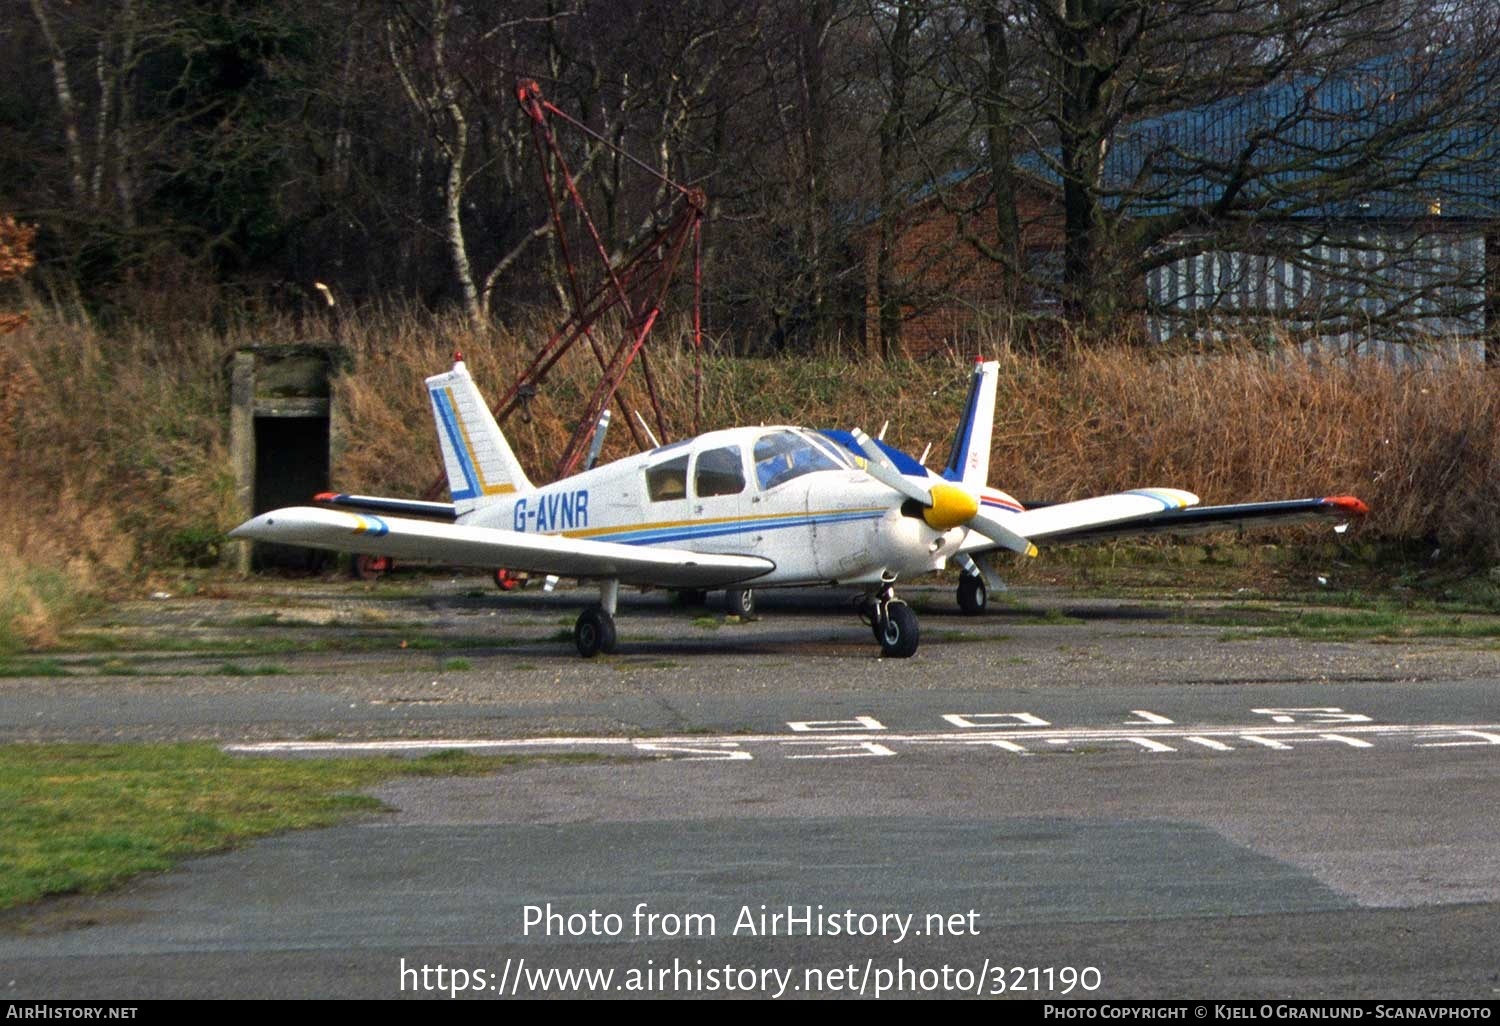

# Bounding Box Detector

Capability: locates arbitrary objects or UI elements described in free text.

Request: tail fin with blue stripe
[941,359,998,489]
[425,359,533,518]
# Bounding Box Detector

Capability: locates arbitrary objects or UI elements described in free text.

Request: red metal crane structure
[360,82,709,580]
[495,79,706,480]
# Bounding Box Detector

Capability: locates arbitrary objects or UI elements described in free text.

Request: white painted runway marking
[782,740,895,760]
[1319,733,1374,749]
[227,716,1500,764]
[1412,730,1500,748]
[1252,707,1372,724]
[787,716,886,733]
[942,712,1050,729]
[634,742,751,761]
[1242,734,1294,750]
[1126,710,1174,725]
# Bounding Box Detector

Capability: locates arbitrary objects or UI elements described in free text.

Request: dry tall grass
[1,300,1495,647]
[0,299,238,648]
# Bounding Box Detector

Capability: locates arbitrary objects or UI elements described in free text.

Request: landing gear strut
[862,575,919,658]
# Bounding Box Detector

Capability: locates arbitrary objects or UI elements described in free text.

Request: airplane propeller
[850,428,1038,558]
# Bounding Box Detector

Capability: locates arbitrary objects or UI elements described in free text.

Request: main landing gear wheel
[573,605,617,658]
[725,587,756,619]
[957,573,987,615]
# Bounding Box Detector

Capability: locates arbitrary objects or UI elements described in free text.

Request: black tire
[573,605,617,658]
[957,573,987,615]
[725,587,756,619]
[877,602,920,658]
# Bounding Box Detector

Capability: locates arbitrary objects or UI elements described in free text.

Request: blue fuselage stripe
[590,509,884,547]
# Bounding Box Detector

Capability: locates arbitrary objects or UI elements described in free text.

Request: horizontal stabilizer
[313,492,457,522]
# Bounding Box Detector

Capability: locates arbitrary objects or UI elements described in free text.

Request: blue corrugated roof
[1005,51,1499,221]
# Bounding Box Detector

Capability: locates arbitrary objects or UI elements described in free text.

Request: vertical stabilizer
[941,359,998,488]
[426,359,533,518]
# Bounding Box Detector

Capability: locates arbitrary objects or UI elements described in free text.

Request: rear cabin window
[694,446,746,497]
[753,431,841,490]
[645,454,689,501]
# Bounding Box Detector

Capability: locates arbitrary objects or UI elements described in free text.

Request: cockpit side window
[694,445,745,497]
[645,454,689,501]
[753,430,840,490]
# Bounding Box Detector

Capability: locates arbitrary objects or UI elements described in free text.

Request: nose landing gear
[861,575,919,658]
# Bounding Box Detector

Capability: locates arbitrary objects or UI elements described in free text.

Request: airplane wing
[313,491,458,522]
[230,506,776,588]
[962,492,1367,551]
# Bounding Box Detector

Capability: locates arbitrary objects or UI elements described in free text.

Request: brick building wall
[860,178,1063,359]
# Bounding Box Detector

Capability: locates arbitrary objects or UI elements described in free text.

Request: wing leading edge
[230,506,776,588]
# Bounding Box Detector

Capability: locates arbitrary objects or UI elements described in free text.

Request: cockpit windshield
[753,430,846,490]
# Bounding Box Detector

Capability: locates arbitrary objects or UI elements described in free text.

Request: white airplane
[231,356,1368,658]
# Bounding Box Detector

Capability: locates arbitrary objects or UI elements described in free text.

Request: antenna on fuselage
[583,409,613,470]
[633,410,662,449]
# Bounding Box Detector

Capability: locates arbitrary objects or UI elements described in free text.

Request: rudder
[426,359,533,518]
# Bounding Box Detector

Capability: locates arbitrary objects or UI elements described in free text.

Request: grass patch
[217,663,289,677]
[0,742,576,910]
[49,630,520,658]
[691,616,722,630]
[1198,606,1500,642]
[84,657,141,677]
[0,657,69,678]
[226,613,317,629]
[440,657,472,671]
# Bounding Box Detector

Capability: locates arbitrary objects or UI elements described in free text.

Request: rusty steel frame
[420,80,706,501]
[505,79,705,480]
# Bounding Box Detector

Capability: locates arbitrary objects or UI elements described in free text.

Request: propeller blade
[969,509,1039,558]
[851,428,932,505]
[853,427,1034,556]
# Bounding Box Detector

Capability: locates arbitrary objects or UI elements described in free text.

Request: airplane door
[689,443,756,556]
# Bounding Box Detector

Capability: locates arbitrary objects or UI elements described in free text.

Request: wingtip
[1323,495,1370,517]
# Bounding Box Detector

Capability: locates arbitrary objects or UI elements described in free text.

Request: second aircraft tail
[940,358,999,490]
